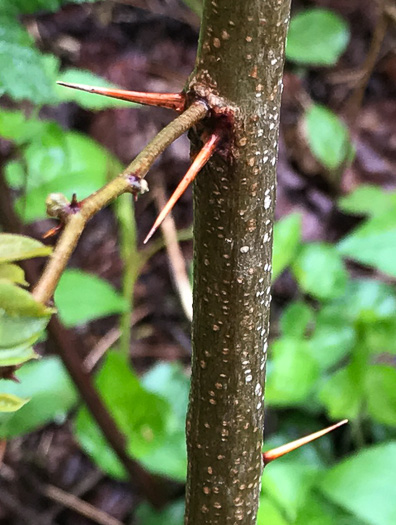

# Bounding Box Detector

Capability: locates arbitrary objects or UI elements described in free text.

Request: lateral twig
[32,101,207,304]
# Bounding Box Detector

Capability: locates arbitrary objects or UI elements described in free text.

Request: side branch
[32,101,207,305]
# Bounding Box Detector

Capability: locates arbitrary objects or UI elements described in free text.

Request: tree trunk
[185,1,291,523]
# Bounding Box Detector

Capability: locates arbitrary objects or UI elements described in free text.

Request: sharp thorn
[263,419,348,465]
[42,225,62,239]
[56,81,186,111]
[143,133,221,244]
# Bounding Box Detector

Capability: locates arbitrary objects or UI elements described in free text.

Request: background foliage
[0,1,395,524]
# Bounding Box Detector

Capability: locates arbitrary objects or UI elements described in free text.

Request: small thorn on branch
[56,82,186,112]
[143,132,222,244]
[263,419,348,465]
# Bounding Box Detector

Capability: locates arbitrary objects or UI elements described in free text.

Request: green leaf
[0,279,53,365]
[257,497,288,525]
[136,500,185,525]
[140,362,190,481]
[0,109,45,145]
[338,185,396,217]
[319,365,362,420]
[280,301,315,338]
[365,319,396,355]
[56,69,133,110]
[305,104,352,170]
[0,263,27,285]
[262,452,322,522]
[0,37,55,103]
[0,357,78,437]
[366,365,396,427]
[287,9,350,66]
[180,0,202,17]
[292,242,347,300]
[320,442,396,525]
[55,270,128,327]
[338,208,396,278]
[309,307,356,370]
[74,352,170,479]
[0,233,52,263]
[2,0,98,15]
[272,213,302,280]
[295,493,365,525]
[328,279,396,324]
[16,130,120,223]
[266,338,320,406]
[0,393,29,413]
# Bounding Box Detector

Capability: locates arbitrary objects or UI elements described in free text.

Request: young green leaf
[366,365,396,427]
[55,270,128,327]
[0,263,27,285]
[286,9,350,66]
[0,233,52,263]
[272,213,302,280]
[319,442,396,525]
[280,301,315,339]
[305,104,352,170]
[0,393,29,413]
[319,365,362,421]
[135,500,185,525]
[292,242,347,300]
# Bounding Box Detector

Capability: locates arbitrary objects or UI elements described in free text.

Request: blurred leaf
[4,160,26,190]
[319,365,362,420]
[338,185,396,217]
[287,9,350,66]
[292,242,347,300]
[295,493,365,525]
[0,109,44,145]
[266,339,320,406]
[0,34,55,103]
[75,352,170,478]
[328,279,396,324]
[280,301,315,338]
[0,279,53,365]
[305,104,352,170]
[365,319,396,355]
[140,362,190,481]
[179,0,202,17]
[136,500,185,525]
[2,0,98,15]
[17,130,120,223]
[0,393,29,413]
[0,357,78,437]
[257,497,288,525]
[262,452,322,522]
[0,233,52,263]
[309,308,356,370]
[56,69,133,110]
[0,263,27,285]
[320,442,396,525]
[366,365,396,427]
[272,213,302,280]
[338,208,396,278]
[55,270,128,327]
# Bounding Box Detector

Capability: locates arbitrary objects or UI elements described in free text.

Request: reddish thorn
[42,224,62,239]
[143,133,221,244]
[56,81,186,112]
[263,419,348,465]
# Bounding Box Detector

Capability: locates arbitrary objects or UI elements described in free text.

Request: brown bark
[185,1,291,523]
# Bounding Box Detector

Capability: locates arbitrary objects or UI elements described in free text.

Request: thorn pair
[263,419,348,465]
[57,82,220,243]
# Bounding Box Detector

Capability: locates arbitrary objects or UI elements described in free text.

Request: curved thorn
[263,419,348,465]
[56,81,186,112]
[143,133,221,244]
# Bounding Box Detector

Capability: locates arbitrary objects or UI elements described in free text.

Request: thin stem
[32,102,207,305]
[114,193,139,359]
